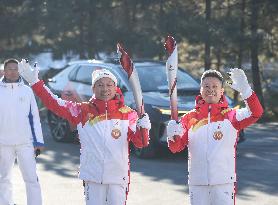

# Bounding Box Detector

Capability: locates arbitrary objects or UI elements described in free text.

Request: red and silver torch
[164,35,178,121]
[117,43,149,144]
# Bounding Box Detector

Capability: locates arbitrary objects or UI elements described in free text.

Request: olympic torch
[117,43,149,145]
[164,35,178,121]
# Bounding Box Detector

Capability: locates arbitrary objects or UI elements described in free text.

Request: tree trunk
[88,0,96,58]
[250,0,265,108]
[234,0,246,103]
[158,0,165,61]
[215,47,221,71]
[123,0,132,54]
[204,0,211,70]
[79,17,86,59]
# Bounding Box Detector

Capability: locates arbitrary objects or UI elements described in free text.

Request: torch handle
[139,127,149,146]
[164,36,179,121]
[117,43,149,146]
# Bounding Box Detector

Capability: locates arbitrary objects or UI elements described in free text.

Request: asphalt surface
[11,122,278,205]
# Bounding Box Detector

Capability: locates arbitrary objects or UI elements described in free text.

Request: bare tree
[204,0,211,70]
[250,0,265,108]
[234,0,246,102]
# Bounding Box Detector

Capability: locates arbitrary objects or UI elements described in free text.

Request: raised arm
[233,92,263,130]
[18,60,82,125]
[227,68,263,130]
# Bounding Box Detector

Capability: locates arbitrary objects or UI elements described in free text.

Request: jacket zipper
[101,102,108,184]
[105,102,108,120]
[206,105,211,185]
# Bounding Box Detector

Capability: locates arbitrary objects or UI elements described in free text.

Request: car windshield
[136,65,199,92]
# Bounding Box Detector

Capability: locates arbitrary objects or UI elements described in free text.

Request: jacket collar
[88,87,124,114]
[0,76,24,88]
[195,94,229,115]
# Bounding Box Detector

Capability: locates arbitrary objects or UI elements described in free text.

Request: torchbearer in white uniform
[165,36,264,205]
[167,68,263,205]
[18,56,151,205]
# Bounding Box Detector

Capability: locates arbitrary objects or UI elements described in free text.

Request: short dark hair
[201,69,224,86]
[3,58,18,69]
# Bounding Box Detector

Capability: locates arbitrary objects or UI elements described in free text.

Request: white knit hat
[91,69,117,87]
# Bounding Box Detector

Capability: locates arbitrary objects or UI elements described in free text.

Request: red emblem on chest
[111,128,121,139]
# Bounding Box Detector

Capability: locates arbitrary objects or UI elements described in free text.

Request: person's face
[200,77,224,104]
[93,77,117,101]
[4,62,19,82]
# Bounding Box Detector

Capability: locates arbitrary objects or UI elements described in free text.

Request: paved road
[12,122,278,205]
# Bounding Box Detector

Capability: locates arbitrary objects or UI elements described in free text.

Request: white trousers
[84,181,127,205]
[189,183,235,205]
[0,143,42,205]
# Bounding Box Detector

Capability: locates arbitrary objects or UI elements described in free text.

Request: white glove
[167,120,185,142]
[227,68,252,99]
[136,113,151,130]
[18,59,39,85]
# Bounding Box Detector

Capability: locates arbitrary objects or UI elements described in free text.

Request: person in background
[0,58,44,205]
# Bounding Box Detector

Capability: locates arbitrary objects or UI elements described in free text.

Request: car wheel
[47,111,73,142]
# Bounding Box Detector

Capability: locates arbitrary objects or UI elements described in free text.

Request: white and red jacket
[168,93,263,185]
[32,80,148,185]
[0,77,44,147]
